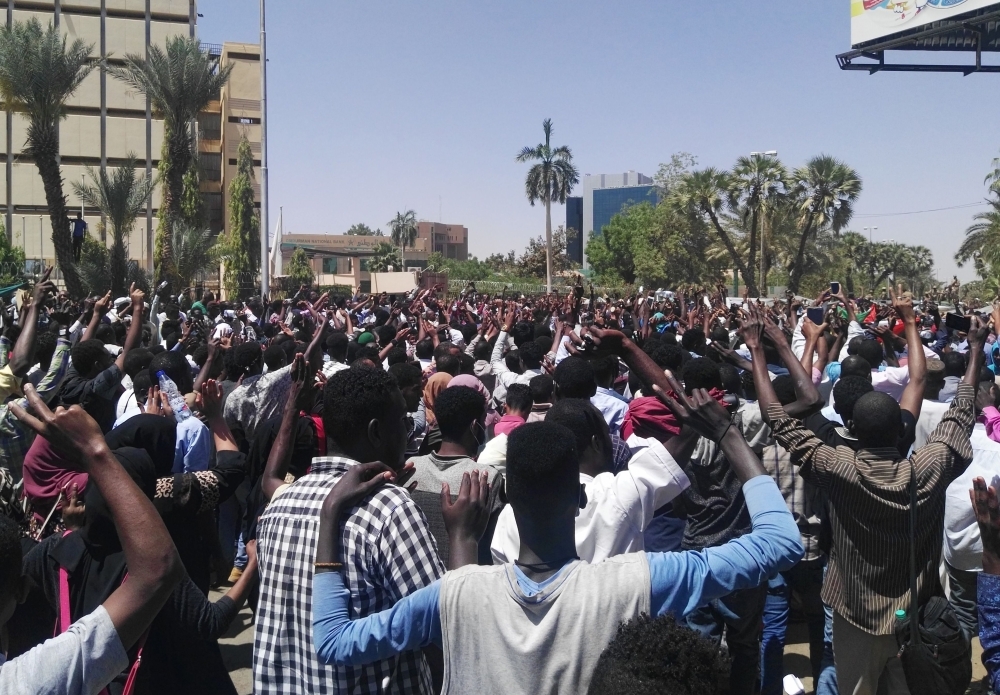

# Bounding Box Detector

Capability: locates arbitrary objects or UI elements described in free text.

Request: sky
[200,0,1000,283]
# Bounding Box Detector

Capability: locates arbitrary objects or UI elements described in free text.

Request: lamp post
[750,150,778,297]
[259,0,270,298]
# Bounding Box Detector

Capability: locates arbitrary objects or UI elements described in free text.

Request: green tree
[368,242,401,272]
[672,168,759,297]
[172,221,216,288]
[787,155,862,294]
[218,136,260,298]
[728,154,787,291]
[0,222,26,287]
[72,154,155,297]
[957,197,1000,279]
[516,118,580,294]
[0,18,95,296]
[347,223,381,236]
[388,210,417,267]
[180,161,204,228]
[286,247,314,287]
[517,226,576,279]
[110,37,232,284]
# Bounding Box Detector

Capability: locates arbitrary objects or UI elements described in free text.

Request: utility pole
[259,0,270,298]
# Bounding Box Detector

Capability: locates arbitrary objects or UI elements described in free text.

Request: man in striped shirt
[748,301,986,695]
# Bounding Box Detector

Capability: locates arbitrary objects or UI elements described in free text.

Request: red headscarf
[621,388,728,441]
[22,436,88,525]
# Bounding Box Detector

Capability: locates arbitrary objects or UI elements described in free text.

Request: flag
[269,208,283,277]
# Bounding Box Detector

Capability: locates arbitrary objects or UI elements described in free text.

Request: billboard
[851,0,1000,47]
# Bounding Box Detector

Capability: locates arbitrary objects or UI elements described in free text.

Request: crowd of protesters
[1,267,1000,695]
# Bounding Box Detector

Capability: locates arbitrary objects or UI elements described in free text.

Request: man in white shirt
[491,399,691,564]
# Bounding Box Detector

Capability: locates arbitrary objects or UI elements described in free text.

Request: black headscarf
[105,415,177,476]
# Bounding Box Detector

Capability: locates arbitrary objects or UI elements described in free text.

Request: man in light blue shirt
[310,381,803,694]
[589,354,629,435]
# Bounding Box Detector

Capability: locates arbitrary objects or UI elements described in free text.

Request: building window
[227,116,261,124]
[199,152,221,182]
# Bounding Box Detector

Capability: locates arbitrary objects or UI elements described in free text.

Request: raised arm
[81,290,112,343]
[114,284,145,372]
[8,268,54,377]
[11,385,185,650]
[759,306,822,418]
[892,285,927,420]
[261,355,309,501]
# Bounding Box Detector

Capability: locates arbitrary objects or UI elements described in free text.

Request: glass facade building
[592,186,658,239]
[565,197,583,265]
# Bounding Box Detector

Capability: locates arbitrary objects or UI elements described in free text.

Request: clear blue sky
[201,0,1000,282]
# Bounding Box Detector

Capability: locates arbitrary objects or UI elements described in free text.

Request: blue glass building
[592,185,658,238]
[565,196,583,265]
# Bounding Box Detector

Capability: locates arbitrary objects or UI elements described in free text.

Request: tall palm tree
[729,154,787,292]
[388,210,417,268]
[837,231,869,295]
[672,168,759,297]
[957,197,1000,277]
[172,221,217,288]
[516,118,579,293]
[0,19,95,297]
[787,155,862,294]
[72,154,154,296]
[109,37,232,284]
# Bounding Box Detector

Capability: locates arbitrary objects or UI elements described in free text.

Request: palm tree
[369,242,402,272]
[673,168,759,297]
[388,210,417,268]
[837,231,869,295]
[109,37,232,284]
[787,155,862,294]
[516,118,580,293]
[957,197,1000,277]
[72,155,154,296]
[728,154,787,292]
[172,221,217,288]
[0,19,95,296]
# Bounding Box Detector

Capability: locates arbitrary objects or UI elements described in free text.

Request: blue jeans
[815,568,838,695]
[759,559,826,695]
[686,584,767,695]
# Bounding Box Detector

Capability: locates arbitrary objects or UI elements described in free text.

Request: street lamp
[750,150,778,297]
[259,0,270,298]
[863,226,878,243]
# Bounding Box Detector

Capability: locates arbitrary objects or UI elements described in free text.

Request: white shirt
[490,439,690,564]
[913,399,952,450]
[943,423,1000,571]
[591,387,629,435]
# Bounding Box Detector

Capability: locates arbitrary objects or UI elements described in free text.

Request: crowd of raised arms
[4,267,1000,695]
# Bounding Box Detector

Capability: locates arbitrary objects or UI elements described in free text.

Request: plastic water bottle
[156,371,191,422]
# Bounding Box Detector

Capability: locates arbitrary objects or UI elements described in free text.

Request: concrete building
[581,171,658,268]
[416,221,468,263]
[3,0,198,275]
[198,41,261,236]
[278,232,434,292]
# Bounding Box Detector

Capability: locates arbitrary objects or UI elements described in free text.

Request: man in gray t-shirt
[408,385,504,566]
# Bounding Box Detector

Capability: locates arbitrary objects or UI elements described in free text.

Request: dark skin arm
[261,355,309,502]
[744,304,819,425]
[9,267,54,377]
[891,285,926,420]
[760,305,823,418]
[965,316,989,387]
[971,478,1000,576]
[441,470,491,570]
[193,336,221,395]
[80,290,112,343]
[114,283,145,372]
[11,385,185,649]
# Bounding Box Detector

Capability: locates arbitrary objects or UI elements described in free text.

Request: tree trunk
[545,198,552,294]
[157,126,191,285]
[747,203,759,292]
[31,124,83,297]
[788,212,816,295]
[110,227,129,297]
[705,205,758,297]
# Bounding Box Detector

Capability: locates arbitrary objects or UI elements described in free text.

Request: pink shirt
[493,414,526,437]
[982,406,1000,444]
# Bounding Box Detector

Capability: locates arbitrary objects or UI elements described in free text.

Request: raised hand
[888,283,914,323]
[584,326,628,355]
[441,470,491,545]
[971,477,1000,575]
[94,290,113,315]
[739,302,766,350]
[9,384,108,461]
[969,315,990,350]
[800,316,827,342]
[321,462,396,518]
[31,267,55,303]
[61,482,86,531]
[201,379,225,421]
[650,371,732,443]
[129,282,145,309]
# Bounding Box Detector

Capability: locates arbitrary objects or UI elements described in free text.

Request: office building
[582,171,658,268]
[565,196,583,265]
[4,0,198,274]
[279,232,433,291]
[198,42,262,237]
[416,221,468,263]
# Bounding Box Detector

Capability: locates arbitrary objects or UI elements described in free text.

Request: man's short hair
[263,344,287,371]
[650,344,685,371]
[505,383,533,414]
[840,355,872,380]
[833,376,875,421]
[681,357,722,394]
[519,340,545,370]
[386,347,408,366]
[34,330,58,365]
[323,366,401,450]
[529,374,554,403]
[681,327,706,353]
[148,350,193,394]
[851,391,902,447]
[590,354,619,383]
[434,386,486,440]
[95,323,117,345]
[326,331,349,359]
[415,337,434,360]
[545,399,607,455]
[473,339,491,361]
[771,375,797,406]
[388,361,421,390]
[505,422,579,509]
[718,364,742,396]
[71,339,112,376]
[942,352,966,378]
[510,320,534,348]
[855,339,884,371]
[233,342,263,370]
[588,614,726,695]
[553,356,597,399]
[123,347,154,379]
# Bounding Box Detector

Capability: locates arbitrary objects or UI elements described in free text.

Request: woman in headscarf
[21,436,89,539]
[423,371,453,428]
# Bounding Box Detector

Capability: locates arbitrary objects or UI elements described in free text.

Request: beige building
[279,233,433,291]
[416,221,468,262]
[198,41,261,236]
[3,0,197,275]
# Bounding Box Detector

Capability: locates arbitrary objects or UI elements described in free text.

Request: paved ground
[214,590,990,695]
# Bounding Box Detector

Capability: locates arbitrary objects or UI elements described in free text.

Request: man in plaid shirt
[254,365,445,695]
